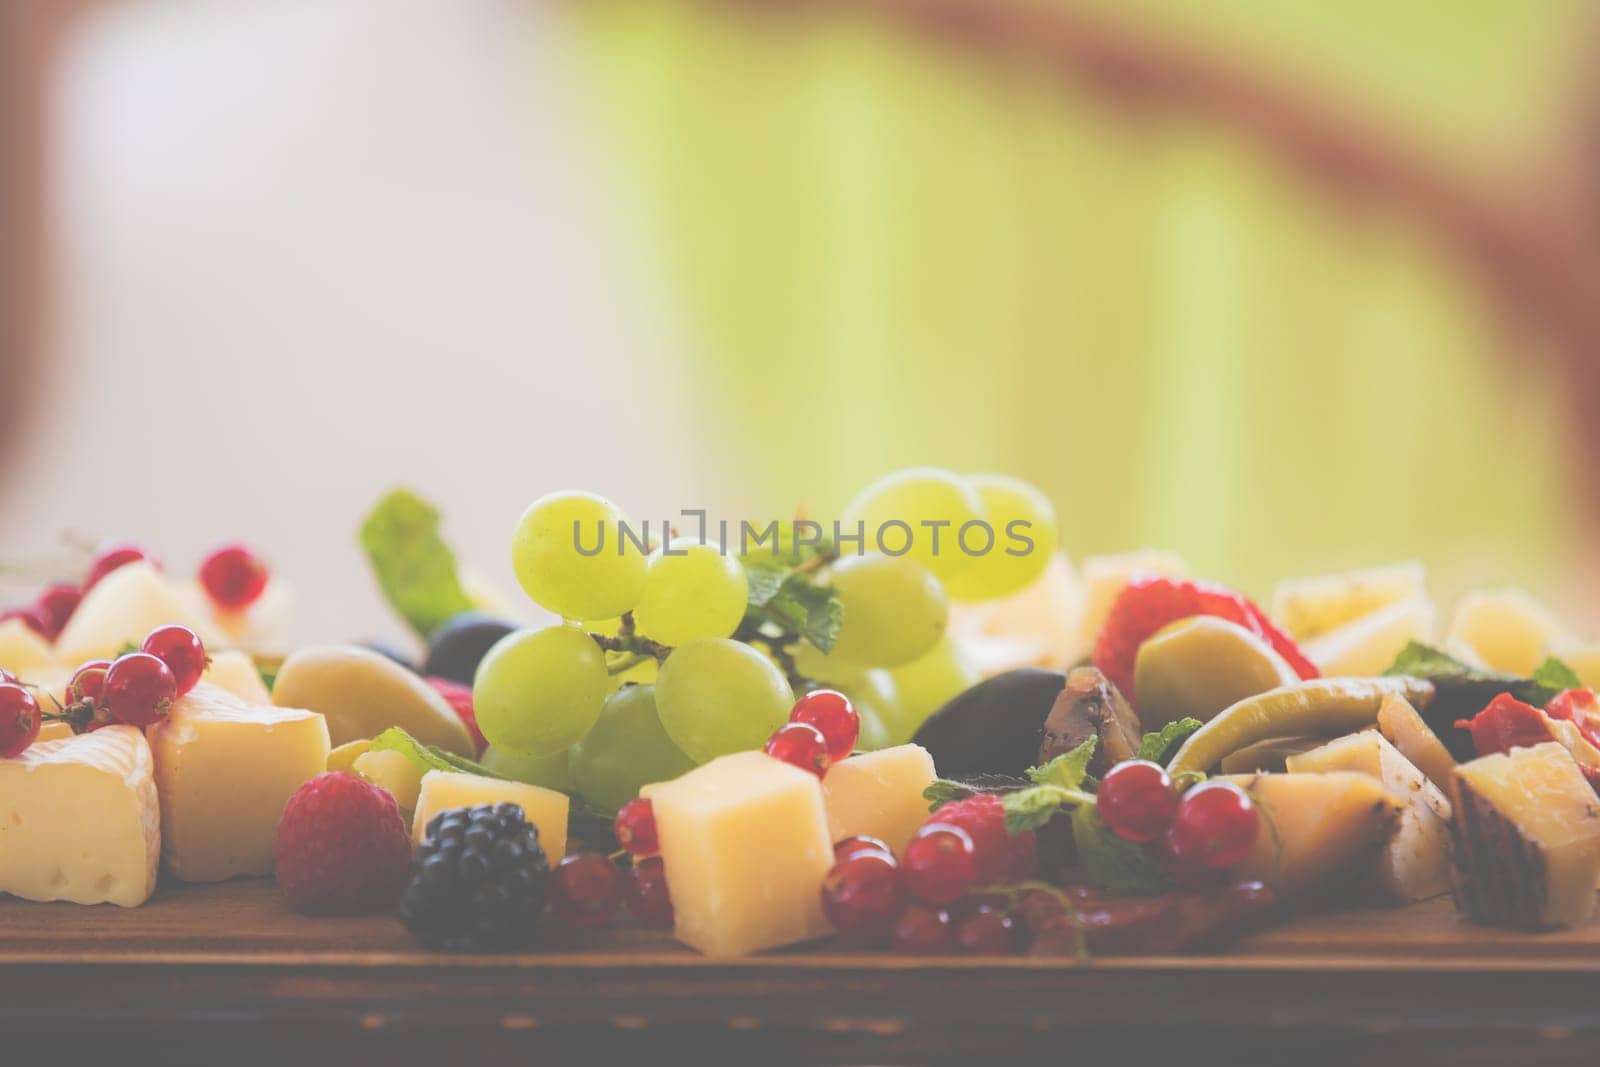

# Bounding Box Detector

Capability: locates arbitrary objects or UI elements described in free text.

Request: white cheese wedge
[55,561,221,662]
[411,770,568,862]
[648,751,834,957]
[146,681,329,882]
[821,744,937,854]
[0,725,160,906]
[1286,731,1453,902]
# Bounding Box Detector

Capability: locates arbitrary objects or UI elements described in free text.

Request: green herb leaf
[1137,718,1204,764]
[923,773,1034,810]
[1069,803,1173,893]
[924,779,977,806]
[1002,786,1069,835]
[359,488,476,639]
[369,727,508,779]
[1027,737,1097,791]
[743,559,790,610]
[1385,640,1579,706]
[1532,656,1583,694]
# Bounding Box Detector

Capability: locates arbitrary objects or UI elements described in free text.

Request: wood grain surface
[4,880,1600,1064]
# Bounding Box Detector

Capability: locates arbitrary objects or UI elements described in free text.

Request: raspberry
[931,794,1037,884]
[425,676,487,756]
[275,772,413,915]
[1093,575,1317,700]
[399,802,551,950]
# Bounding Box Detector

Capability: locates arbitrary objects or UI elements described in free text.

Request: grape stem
[589,614,673,664]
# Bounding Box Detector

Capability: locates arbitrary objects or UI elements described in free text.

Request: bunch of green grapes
[472,469,1059,812]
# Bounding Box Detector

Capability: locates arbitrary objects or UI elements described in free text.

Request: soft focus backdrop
[4,0,1598,643]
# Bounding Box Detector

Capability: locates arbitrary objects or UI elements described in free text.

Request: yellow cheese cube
[0,617,59,680]
[203,649,273,704]
[650,751,834,957]
[146,681,330,882]
[353,748,424,811]
[0,726,160,906]
[55,561,222,662]
[821,744,937,854]
[411,770,568,862]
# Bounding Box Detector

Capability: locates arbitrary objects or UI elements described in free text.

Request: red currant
[1097,760,1179,843]
[549,852,623,929]
[954,903,1019,955]
[821,851,907,939]
[763,721,832,778]
[0,608,48,638]
[141,625,207,696]
[790,689,859,762]
[0,683,41,757]
[101,652,178,727]
[68,659,112,704]
[614,798,659,857]
[34,583,81,640]
[625,856,674,927]
[84,543,156,593]
[889,902,954,954]
[902,823,978,905]
[1164,781,1258,872]
[198,543,270,610]
[834,834,893,865]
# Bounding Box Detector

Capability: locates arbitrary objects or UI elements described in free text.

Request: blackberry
[398,802,549,951]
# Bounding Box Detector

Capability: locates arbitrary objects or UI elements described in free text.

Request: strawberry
[1093,575,1318,701]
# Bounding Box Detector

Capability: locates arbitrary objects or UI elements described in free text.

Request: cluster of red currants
[763,689,860,776]
[1096,761,1260,882]
[0,541,269,645]
[543,799,673,931]
[0,623,209,758]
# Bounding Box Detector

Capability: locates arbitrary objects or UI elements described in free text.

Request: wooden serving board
[4,882,1599,1064]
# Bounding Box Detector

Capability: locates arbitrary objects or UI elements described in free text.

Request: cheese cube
[0,726,160,906]
[411,770,568,862]
[202,649,273,704]
[649,751,834,957]
[0,617,59,680]
[354,748,424,810]
[821,744,937,854]
[146,682,330,882]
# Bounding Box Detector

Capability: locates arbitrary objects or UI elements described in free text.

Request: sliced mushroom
[1038,666,1143,775]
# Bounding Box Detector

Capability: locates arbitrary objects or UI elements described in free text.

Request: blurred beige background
[7,0,714,643]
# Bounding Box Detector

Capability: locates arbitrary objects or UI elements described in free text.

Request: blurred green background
[571,0,1587,608]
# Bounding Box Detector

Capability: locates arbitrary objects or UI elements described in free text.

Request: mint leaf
[740,562,844,653]
[1385,640,1577,706]
[743,559,790,610]
[1002,786,1068,835]
[924,773,1035,810]
[359,488,476,639]
[1070,803,1173,893]
[1027,737,1096,791]
[924,779,976,806]
[1137,718,1204,764]
[369,727,508,779]
[1532,656,1583,694]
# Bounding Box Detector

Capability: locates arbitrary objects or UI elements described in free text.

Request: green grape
[511,491,648,620]
[480,744,575,793]
[655,638,794,763]
[889,636,982,737]
[844,669,905,748]
[473,624,607,756]
[839,467,986,581]
[632,538,749,646]
[607,654,658,691]
[791,639,868,686]
[943,474,1060,603]
[829,553,948,668]
[569,684,696,812]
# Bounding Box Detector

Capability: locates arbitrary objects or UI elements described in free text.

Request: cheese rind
[0,726,160,906]
[411,770,568,862]
[821,744,937,854]
[147,682,330,882]
[650,751,834,957]
[1449,742,1600,929]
